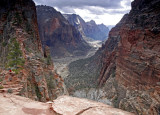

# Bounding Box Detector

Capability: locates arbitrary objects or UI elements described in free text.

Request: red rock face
[117,28,160,88]
[98,14,128,86]
[0,0,66,102]
[37,5,91,58]
[44,18,60,36]
[98,0,160,114]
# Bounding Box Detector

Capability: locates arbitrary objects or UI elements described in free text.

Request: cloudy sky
[34,0,134,26]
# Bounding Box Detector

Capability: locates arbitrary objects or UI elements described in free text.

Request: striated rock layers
[37,6,91,58]
[0,0,66,102]
[98,0,160,114]
[0,94,133,115]
[64,14,109,41]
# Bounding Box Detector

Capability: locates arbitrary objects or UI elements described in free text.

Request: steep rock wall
[37,6,91,58]
[98,0,160,114]
[0,0,66,102]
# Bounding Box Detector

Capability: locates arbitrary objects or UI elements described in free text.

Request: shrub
[25,47,30,52]
[134,18,138,24]
[7,88,13,93]
[2,42,7,47]
[35,85,42,100]
[25,22,32,32]
[47,76,55,89]
[0,78,2,82]
[45,55,52,65]
[15,12,22,25]
[111,69,116,78]
[0,85,4,89]
[112,96,119,107]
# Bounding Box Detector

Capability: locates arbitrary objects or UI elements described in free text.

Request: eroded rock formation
[0,0,66,102]
[98,0,160,114]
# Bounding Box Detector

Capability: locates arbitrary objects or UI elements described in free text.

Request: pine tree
[7,38,25,73]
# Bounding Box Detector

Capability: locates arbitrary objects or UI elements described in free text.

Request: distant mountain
[37,6,91,58]
[107,25,115,30]
[64,14,109,41]
[63,14,86,36]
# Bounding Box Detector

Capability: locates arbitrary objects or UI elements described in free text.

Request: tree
[7,38,25,73]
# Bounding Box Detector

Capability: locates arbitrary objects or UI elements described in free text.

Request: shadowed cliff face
[0,0,66,102]
[98,0,160,114]
[37,6,91,58]
[64,14,109,41]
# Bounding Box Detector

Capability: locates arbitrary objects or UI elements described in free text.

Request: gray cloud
[33,0,132,26]
[58,7,76,14]
[125,1,132,6]
[34,0,132,16]
[34,0,131,19]
[82,6,130,15]
[34,0,123,9]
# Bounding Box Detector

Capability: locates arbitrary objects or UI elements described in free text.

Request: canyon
[0,0,133,115]
[65,0,160,114]
[0,0,160,115]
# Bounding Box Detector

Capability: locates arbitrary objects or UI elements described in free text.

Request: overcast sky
[34,0,134,26]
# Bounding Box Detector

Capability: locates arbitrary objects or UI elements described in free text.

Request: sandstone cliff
[0,0,66,102]
[64,14,109,41]
[98,0,160,114]
[37,6,91,58]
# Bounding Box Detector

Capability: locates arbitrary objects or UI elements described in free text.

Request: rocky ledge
[0,94,133,115]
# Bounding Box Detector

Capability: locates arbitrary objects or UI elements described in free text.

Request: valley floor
[53,40,101,78]
[53,40,113,106]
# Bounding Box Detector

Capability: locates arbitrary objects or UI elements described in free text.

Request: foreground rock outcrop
[37,6,91,58]
[0,94,133,115]
[0,0,66,102]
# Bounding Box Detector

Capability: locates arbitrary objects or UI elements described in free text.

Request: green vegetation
[15,12,22,25]
[7,88,13,93]
[65,54,102,91]
[25,47,31,53]
[46,55,52,65]
[112,96,119,108]
[111,68,116,78]
[45,74,56,92]
[2,42,7,47]
[25,22,32,32]
[35,85,42,100]
[0,78,2,82]
[46,76,56,90]
[7,38,25,74]
[134,18,138,24]
[0,85,4,89]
